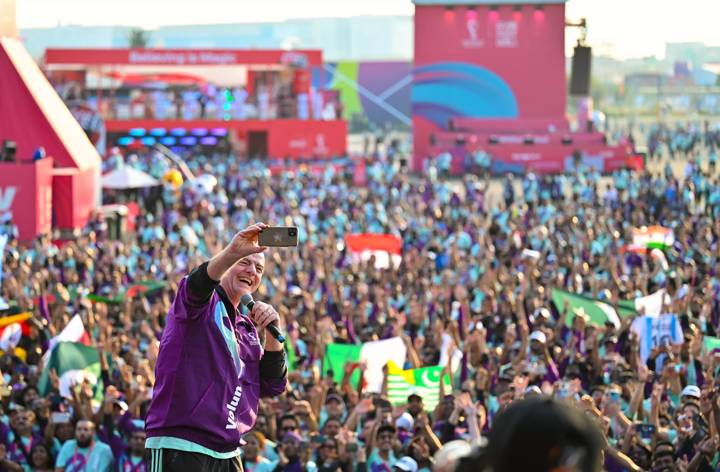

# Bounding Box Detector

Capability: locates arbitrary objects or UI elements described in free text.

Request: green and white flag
[553,288,670,328]
[387,362,450,411]
[323,337,406,393]
[553,289,626,328]
[38,342,103,400]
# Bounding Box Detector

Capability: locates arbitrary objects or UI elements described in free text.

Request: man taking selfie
[146,223,287,471]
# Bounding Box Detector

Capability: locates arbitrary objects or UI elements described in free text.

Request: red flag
[345,234,402,269]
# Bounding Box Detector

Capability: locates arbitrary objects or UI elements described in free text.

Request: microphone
[240,294,285,343]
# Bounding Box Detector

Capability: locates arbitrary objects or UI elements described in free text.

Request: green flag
[286,337,298,372]
[704,336,720,353]
[87,280,167,305]
[552,289,635,328]
[38,342,103,401]
[386,362,450,411]
[323,338,407,392]
[323,343,363,387]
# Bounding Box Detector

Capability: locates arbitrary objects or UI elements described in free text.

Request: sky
[14,0,720,60]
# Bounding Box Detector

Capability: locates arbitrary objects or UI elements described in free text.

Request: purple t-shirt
[146,278,286,452]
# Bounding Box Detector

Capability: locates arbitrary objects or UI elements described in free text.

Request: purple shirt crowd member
[146,223,288,472]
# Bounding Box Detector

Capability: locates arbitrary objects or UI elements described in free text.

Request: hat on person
[395,412,415,431]
[433,440,473,472]
[113,399,129,412]
[525,386,542,397]
[529,331,547,344]
[681,385,701,399]
[485,397,603,472]
[325,393,344,405]
[394,456,419,472]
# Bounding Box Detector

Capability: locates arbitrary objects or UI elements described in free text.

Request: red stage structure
[43,48,347,159]
[0,37,100,241]
[412,0,632,173]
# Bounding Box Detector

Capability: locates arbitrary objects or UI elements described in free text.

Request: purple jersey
[146,277,286,453]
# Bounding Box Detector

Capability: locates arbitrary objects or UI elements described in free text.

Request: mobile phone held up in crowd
[259,227,298,247]
[51,412,71,424]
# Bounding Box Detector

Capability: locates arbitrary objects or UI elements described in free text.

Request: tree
[128,28,149,48]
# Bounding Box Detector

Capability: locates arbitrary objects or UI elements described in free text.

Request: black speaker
[570,45,592,95]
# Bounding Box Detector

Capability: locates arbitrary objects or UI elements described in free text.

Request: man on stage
[146,223,287,471]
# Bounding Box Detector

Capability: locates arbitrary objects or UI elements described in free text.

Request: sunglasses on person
[281,425,298,432]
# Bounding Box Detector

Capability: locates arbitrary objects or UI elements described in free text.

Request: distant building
[20,16,413,62]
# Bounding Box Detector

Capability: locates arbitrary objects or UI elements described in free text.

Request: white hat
[394,456,418,472]
[529,331,547,344]
[433,440,472,472]
[681,385,701,399]
[395,412,414,431]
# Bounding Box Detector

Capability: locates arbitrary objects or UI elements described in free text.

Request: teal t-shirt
[55,439,114,472]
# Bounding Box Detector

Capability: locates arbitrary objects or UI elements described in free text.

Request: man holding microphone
[146,223,287,471]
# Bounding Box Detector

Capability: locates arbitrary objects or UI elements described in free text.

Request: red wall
[0,159,53,242]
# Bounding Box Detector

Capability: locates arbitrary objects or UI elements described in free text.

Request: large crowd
[0,125,720,471]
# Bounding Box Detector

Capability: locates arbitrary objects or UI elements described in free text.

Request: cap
[433,440,473,472]
[395,412,414,431]
[113,400,129,412]
[485,397,603,472]
[394,456,418,472]
[325,394,344,405]
[525,386,542,396]
[681,385,701,399]
[529,331,547,344]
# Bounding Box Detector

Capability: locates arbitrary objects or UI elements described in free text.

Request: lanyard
[68,443,96,472]
[122,455,146,472]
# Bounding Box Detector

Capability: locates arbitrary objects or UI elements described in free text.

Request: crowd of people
[1,124,720,471]
[57,75,340,124]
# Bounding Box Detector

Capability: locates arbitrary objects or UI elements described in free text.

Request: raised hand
[227,223,269,260]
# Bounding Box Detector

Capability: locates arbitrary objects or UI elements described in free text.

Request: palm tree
[128,28,149,48]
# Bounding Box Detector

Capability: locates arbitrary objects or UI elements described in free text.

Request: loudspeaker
[570,45,592,95]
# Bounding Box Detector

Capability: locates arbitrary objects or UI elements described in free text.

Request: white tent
[102,166,160,189]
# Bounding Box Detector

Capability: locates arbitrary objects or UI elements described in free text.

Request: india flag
[37,342,103,400]
[387,362,450,411]
[323,337,406,393]
[632,226,674,251]
[345,234,402,270]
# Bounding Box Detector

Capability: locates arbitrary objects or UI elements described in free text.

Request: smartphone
[258,227,298,247]
[346,443,358,453]
[634,423,656,439]
[51,412,71,424]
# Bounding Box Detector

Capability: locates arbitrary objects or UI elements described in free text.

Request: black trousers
[149,448,243,472]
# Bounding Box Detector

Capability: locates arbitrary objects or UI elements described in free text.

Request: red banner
[44,49,323,67]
